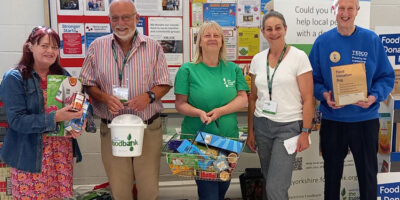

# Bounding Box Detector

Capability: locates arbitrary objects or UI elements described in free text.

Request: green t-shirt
[174,61,249,139]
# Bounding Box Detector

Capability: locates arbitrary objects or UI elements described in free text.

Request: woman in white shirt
[246,10,314,200]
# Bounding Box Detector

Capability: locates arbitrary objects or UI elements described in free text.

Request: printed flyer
[203,3,236,27]
[190,27,199,62]
[85,23,111,49]
[237,27,260,60]
[83,0,109,16]
[135,0,183,16]
[223,27,238,61]
[192,2,203,27]
[237,0,261,27]
[59,23,85,58]
[148,17,183,65]
[57,0,84,15]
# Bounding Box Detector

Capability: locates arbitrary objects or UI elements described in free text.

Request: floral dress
[11,77,73,199]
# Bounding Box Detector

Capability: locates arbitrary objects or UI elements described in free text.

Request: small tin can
[70,92,85,112]
[219,171,230,181]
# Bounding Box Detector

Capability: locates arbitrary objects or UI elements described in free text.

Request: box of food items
[165,132,243,181]
[0,143,12,200]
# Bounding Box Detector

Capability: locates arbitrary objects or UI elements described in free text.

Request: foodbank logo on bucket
[112,133,138,151]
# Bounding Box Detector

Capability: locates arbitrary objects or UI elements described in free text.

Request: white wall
[0,0,46,77]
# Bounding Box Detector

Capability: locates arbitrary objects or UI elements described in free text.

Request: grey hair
[261,10,287,30]
[333,0,360,10]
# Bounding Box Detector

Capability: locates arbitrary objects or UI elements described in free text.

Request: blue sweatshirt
[309,26,394,122]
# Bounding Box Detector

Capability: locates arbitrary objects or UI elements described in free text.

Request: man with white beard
[79,0,172,199]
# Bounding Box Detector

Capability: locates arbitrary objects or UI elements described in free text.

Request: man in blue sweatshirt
[309,0,394,199]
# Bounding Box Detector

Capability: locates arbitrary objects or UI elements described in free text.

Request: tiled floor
[74,178,243,200]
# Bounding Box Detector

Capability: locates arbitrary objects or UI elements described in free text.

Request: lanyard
[266,44,287,100]
[112,31,137,86]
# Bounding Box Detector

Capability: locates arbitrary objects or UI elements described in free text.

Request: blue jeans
[196,179,231,200]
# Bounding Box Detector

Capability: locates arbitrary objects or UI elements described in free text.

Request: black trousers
[320,118,379,200]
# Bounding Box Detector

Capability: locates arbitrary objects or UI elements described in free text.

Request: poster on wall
[192,3,203,27]
[134,0,183,16]
[57,0,84,15]
[237,0,261,27]
[260,0,273,15]
[162,66,179,102]
[136,17,147,35]
[190,27,199,62]
[148,17,183,66]
[83,0,110,16]
[85,23,111,49]
[203,3,236,27]
[237,27,260,60]
[375,26,400,69]
[274,0,370,54]
[223,27,238,61]
[59,23,85,58]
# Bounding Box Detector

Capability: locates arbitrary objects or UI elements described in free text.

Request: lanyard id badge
[262,100,278,115]
[113,85,129,103]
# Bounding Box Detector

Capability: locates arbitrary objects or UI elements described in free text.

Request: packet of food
[65,99,90,133]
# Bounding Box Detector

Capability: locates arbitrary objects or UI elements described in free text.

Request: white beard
[114,28,135,41]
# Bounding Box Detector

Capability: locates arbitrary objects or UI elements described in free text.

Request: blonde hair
[194,21,226,64]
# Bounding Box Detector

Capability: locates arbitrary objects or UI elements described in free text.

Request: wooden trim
[43,0,50,27]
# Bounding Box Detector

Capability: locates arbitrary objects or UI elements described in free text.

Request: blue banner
[377,182,400,198]
[379,33,400,65]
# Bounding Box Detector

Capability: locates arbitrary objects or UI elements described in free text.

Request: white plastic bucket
[108,114,147,157]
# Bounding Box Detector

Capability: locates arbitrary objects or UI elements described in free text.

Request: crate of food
[0,143,12,199]
[164,131,244,181]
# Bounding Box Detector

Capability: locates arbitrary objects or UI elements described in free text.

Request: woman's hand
[206,108,223,122]
[55,105,83,122]
[246,131,257,152]
[66,119,87,139]
[296,132,310,152]
[198,110,211,125]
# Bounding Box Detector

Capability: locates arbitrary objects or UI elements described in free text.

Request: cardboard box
[195,132,243,154]
[46,75,83,136]
[176,139,214,170]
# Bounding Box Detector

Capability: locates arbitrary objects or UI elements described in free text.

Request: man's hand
[127,93,150,111]
[104,94,124,114]
[353,95,376,109]
[323,91,344,109]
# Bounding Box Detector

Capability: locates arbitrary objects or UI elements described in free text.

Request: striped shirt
[79,33,172,121]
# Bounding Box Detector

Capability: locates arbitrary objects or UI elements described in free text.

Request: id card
[112,85,129,103]
[262,101,277,115]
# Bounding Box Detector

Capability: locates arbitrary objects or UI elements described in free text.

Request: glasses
[109,13,137,23]
[38,44,59,51]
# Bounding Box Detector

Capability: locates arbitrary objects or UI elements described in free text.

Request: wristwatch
[301,127,312,134]
[146,91,156,104]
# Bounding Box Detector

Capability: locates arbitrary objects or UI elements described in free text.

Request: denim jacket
[0,69,82,173]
